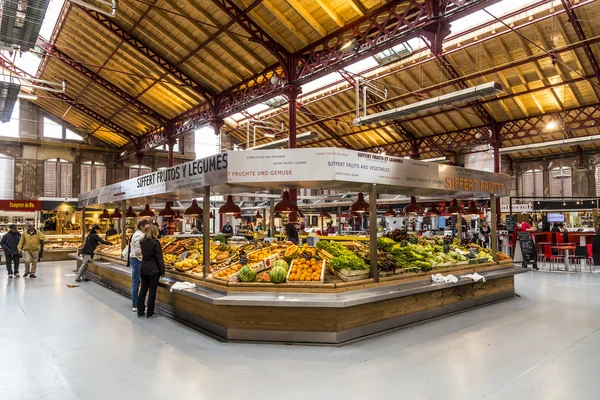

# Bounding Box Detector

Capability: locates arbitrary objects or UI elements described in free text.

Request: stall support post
[121,201,127,250]
[269,199,275,237]
[337,206,342,234]
[81,208,86,243]
[457,215,462,239]
[491,194,498,262]
[369,184,378,282]
[202,186,211,279]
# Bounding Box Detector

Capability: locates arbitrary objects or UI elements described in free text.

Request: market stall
[76,148,521,344]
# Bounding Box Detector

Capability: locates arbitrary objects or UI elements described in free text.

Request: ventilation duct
[0,81,20,122]
[0,0,51,51]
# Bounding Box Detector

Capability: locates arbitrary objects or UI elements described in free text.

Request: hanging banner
[0,200,42,211]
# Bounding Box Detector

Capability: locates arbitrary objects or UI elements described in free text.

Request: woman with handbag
[125,219,150,313]
[137,224,165,318]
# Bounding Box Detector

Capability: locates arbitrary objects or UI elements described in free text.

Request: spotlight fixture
[353,82,502,125]
[139,204,155,217]
[340,38,357,51]
[403,196,423,215]
[350,193,369,214]
[219,195,242,214]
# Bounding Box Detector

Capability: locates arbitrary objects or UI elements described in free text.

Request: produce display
[287,246,324,282]
[213,263,243,280]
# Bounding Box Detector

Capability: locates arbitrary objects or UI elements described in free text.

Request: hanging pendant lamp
[255,211,263,219]
[448,199,462,214]
[465,200,480,215]
[99,209,110,219]
[426,203,442,216]
[274,190,298,213]
[383,205,397,217]
[139,204,155,217]
[350,192,369,214]
[159,202,176,217]
[125,206,137,219]
[110,208,122,219]
[403,196,424,215]
[274,212,282,218]
[319,210,332,218]
[184,199,203,216]
[219,195,241,214]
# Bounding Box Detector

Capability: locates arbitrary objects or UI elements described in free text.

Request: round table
[550,245,576,271]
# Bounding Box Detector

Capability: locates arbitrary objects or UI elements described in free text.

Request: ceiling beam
[297,102,354,149]
[35,37,167,124]
[72,3,214,100]
[349,0,367,16]
[285,0,327,36]
[261,0,310,44]
[315,0,345,27]
[0,54,138,144]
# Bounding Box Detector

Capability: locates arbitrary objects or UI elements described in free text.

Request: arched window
[129,165,151,179]
[44,158,73,197]
[522,169,543,197]
[550,166,572,197]
[0,153,15,199]
[81,161,106,193]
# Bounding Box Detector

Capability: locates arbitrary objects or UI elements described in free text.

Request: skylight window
[264,95,287,108]
[374,41,413,65]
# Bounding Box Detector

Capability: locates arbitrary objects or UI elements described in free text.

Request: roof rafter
[0,54,138,144]
[261,0,309,45]
[72,3,215,100]
[315,0,345,27]
[35,37,167,124]
[285,0,327,36]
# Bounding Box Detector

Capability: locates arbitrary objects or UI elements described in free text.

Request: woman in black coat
[137,224,165,318]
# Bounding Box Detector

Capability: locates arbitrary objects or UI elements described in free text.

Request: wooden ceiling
[30,0,600,160]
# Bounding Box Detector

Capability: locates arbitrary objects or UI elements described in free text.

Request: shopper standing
[1,224,21,278]
[129,219,150,313]
[137,224,165,318]
[106,224,118,237]
[285,223,299,245]
[479,221,491,248]
[18,223,45,278]
[76,225,112,282]
[222,219,233,234]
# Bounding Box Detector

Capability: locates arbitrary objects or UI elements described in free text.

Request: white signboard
[78,148,511,206]
[501,203,533,213]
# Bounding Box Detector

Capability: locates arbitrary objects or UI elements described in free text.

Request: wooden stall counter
[72,255,524,345]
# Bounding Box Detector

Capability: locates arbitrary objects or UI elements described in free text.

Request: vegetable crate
[333,268,370,282]
[286,258,325,284]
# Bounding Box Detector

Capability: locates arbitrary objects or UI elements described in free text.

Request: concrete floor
[1,262,599,400]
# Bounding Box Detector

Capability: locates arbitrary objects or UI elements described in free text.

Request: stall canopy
[78,149,511,208]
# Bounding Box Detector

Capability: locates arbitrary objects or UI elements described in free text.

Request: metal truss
[36,37,167,124]
[0,54,138,144]
[561,0,600,85]
[296,102,354,149]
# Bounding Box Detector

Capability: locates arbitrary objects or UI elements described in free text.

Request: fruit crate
[286,258,325,284]
[226,261,267,282]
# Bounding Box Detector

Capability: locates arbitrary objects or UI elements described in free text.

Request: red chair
[544,244,564,271]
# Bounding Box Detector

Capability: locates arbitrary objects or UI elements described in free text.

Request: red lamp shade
[403,197,424,215]
[219,195,241,214]
[274,190,298,214]
[350,192,369,214]
[99,209,110,219]
[210,211,215,219]
[320,210,332,218]
[288,211,299,222]
[139,204,155,217]
[448,199,462,214]
[125,206,137,219]
[110,208,122,219]
[184,199,203,216]
[426,204,442,216]
[255,211,263,219]
[159,202,176,217]
[274,212,282,218]
[173,211,183,221]
[465,200,480,215]
[383,205,397,217]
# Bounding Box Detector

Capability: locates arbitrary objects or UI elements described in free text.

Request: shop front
[76,148,521,344]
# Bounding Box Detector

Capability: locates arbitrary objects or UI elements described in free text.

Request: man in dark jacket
[106,224,118,237]
[76,225,112,282]
[1,225,21,278]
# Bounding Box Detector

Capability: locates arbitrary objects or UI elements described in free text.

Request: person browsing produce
[106,224,118,237]
[76,225,112,282]
[129,219,150,313]
[18,223,45,278]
